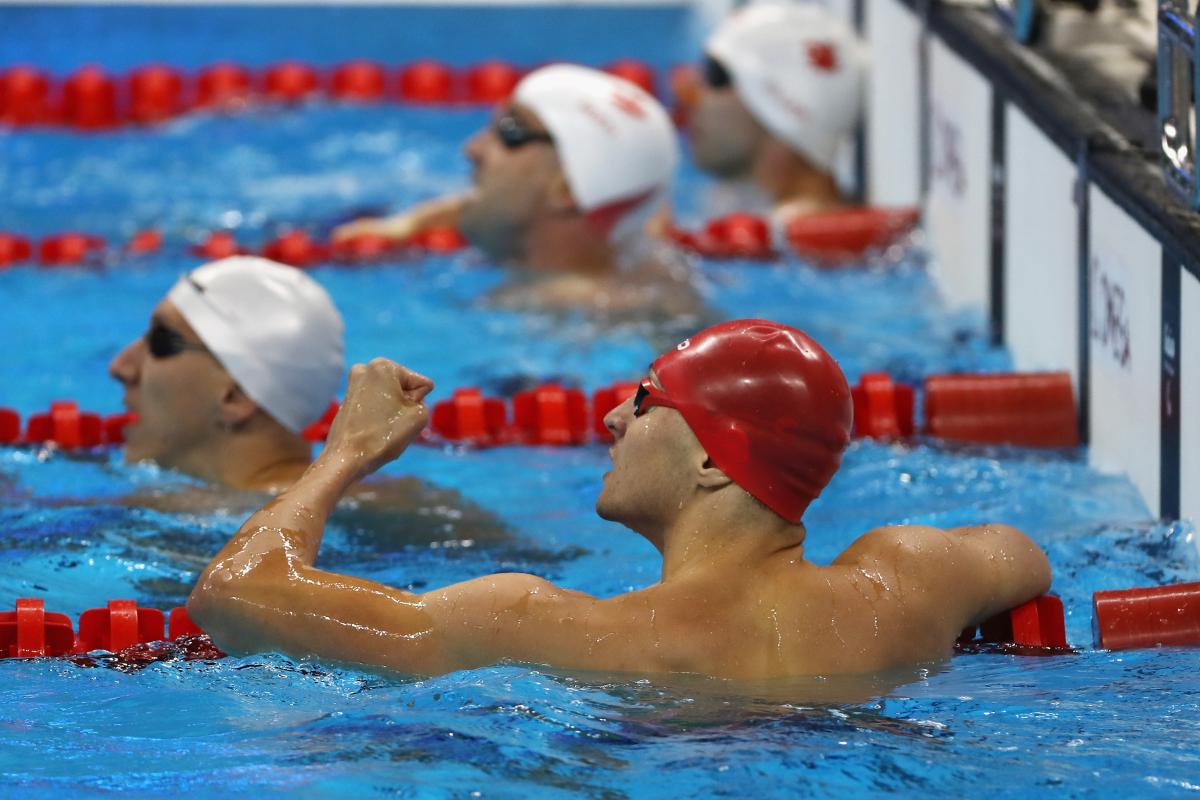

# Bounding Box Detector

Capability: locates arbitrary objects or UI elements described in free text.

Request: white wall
[1182,269,1200,525]
[1003,104,1081,389]
[865,0,921,207]
[925,38,993,310]
[1087,184,1163,512]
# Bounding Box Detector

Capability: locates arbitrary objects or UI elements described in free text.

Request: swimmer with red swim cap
[191,319,1051,679]
[334,64,700,318]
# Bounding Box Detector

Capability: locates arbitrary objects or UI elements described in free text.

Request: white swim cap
[514,64,678,242]
[707,2,866,172]
[168,256,345,434]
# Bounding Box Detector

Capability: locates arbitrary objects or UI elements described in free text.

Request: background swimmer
[188,319,1051,680]
[334,64,701,319]
[685,3,867,221]
[107,256,504,544]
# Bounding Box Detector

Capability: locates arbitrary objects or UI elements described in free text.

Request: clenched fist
[321,358,435,480]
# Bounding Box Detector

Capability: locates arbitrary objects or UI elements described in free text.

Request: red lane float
[851,372,915,440]
[958,595,1070,652]
[785,207,920,262]
[670,207,919,263]
[464,61,522,104]
[330,233,398,263]
[849,371,1078,448]
[924,372,1078,448]
[191,230,242,260]
[261,230,328,268]
[127,64,184,124]
[0,66,52,126]
[413,226,468,253]
[430,388,509,445]
[0,233,33,267]
[514,385,589,445]
[604,59,657,96]
[1,60,689,131]
[127,228,163,255]
[426,382,631,448]
[39,232,105,267]
[329,60,387,101]
[263,61,319,103]
[61,65,119,130]
[1093,582,1200,651]
[398,60,456,103]
[4,402,132,449]
[0,408,19,444]
[0,599,212,659]
[77,600,165,652]
[0,599,75,657]
[194,62,253,109]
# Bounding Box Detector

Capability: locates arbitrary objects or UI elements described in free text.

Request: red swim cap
[652,319,852,522]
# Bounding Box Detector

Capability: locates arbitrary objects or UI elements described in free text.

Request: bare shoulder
[834,523,1038,564]
[834,522,1052,626]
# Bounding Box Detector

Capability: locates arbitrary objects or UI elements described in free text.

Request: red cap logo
[807,42,839,72]
[611,90,647,119]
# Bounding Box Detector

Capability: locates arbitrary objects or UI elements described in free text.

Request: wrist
[310,444,369,491]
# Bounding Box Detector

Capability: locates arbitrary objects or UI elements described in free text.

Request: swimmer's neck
[749,136,845,215]
[520,213,618,277]
[655,494,807,583]
[166,418,312,494]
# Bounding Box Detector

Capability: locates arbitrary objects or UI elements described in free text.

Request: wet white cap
[707,2,866,172]
[514,64,678,242]
[168,256,345,434]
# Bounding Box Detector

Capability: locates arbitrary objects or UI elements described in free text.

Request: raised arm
[187,358,656,675]
[186,358,444,669]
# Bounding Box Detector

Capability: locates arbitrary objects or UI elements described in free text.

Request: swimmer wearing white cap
[686,2,867,219]
[109,256,344,492]
[335,64,699,317]
[109,255,506,540]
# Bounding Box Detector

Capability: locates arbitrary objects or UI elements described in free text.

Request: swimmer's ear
[218,383,259,430]
[546,170,578,213]
[696,455,733,490]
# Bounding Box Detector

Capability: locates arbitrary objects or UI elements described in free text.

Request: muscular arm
[834,523,1052,634]
[187,359,656,675]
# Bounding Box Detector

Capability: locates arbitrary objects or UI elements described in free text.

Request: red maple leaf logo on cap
[807,42,839,72]
[611,91,647,119]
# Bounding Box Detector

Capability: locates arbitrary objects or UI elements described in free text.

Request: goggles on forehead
[493,111,555,150]
[702,55,733,89]
[632,378,680,417]
[144,320,208,359]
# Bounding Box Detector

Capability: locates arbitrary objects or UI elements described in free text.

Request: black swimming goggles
[144,320,208,359]
[702,55,733,90]
[493,111,555,150]
[632,378,679,418]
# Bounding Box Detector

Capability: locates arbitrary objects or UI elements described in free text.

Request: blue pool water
[3,5,1200,798]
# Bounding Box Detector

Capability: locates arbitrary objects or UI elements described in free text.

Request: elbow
[186,552,287,652]
[996,523,1053,598]
[186,561,241,645]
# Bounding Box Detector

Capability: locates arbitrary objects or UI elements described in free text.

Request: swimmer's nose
[464,127,488,167]
[108,337,143,387]
[603,395,633,440]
